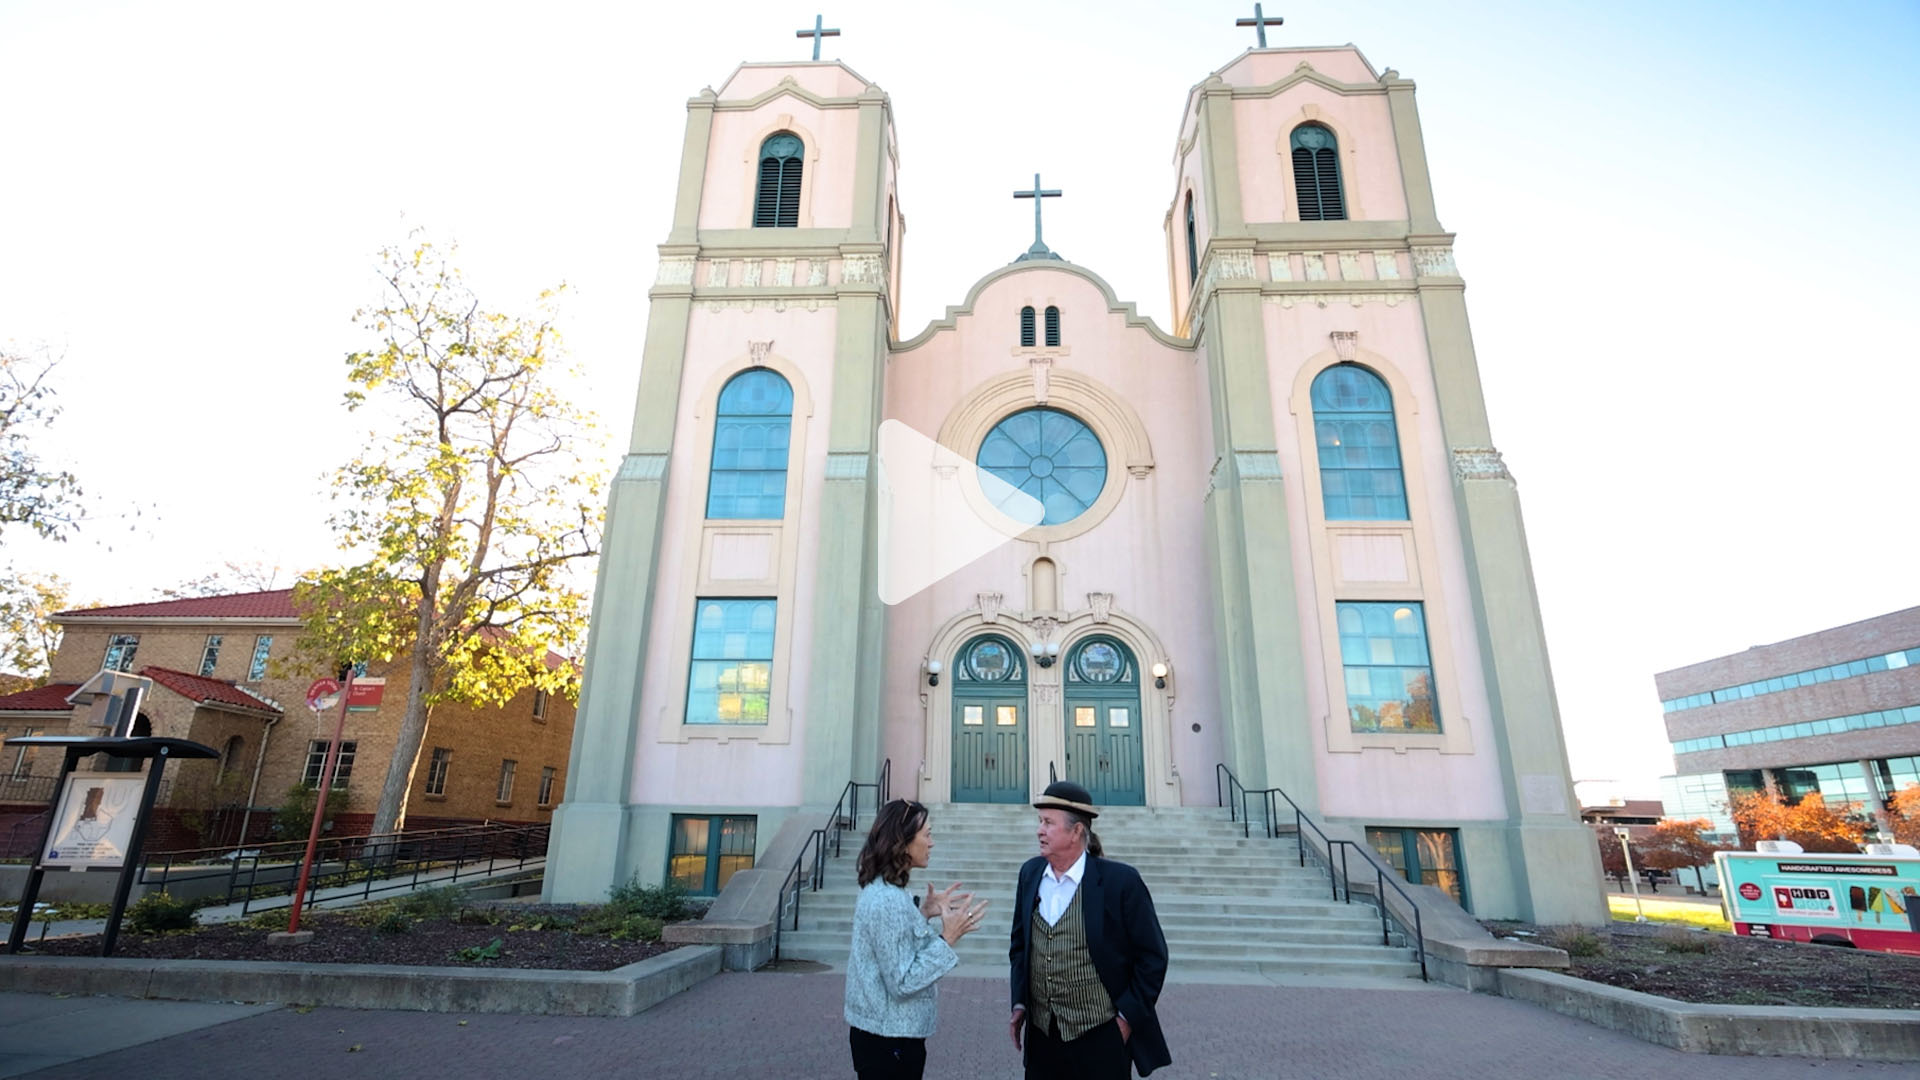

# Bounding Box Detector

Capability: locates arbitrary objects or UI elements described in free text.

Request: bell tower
[545,57,903,901]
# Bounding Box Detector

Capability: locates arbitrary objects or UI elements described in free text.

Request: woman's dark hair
[1066,810,1104,858]
[858,799,929,888]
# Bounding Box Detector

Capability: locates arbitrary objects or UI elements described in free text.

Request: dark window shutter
[1314,149,1345,220]
[1290,125,1346,222]
[778,157,803,227]
[754,157,782,227]
[1044,306,1060,347]
[754,133,804,229]
[1020,306,1036,347]
[1184,195,1198,284]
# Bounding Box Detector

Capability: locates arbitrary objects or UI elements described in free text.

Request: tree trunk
[370,622,437,837]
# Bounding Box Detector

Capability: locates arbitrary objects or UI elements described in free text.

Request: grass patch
[1539,925,1606,957]
[1608,894,1730,932]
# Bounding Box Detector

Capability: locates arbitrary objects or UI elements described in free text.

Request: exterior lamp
[1151,661,1170,689]
[925,659,942,687]
[1031,641,1059,668]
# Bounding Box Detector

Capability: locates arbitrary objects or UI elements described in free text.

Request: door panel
[1064,700,1144,806]
[955,697,1027,803]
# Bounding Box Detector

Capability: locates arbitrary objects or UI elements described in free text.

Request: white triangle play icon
[876,418,1043,605]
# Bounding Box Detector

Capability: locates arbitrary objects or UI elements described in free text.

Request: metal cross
[1236,3,1283,48]
[795,14,841,60]
[1013,173,1063,261]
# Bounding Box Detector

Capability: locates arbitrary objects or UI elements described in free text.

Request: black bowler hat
[1033,780,1098,818]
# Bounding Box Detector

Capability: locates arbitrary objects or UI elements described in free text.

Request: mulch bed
[25,904,680,972]
[1486,920,1920,1009]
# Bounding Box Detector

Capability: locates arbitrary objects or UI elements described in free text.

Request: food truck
[1716,843,1920,955]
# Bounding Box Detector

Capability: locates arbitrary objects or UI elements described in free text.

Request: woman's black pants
[849,1026,927,1080]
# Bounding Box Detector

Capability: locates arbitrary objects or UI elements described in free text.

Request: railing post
[1339,843,1350,904]
[1377,867,1390,946]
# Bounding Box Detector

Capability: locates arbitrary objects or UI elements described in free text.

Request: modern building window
[668,814,757,895]
[1337,602,1440,733]
[1020,306,1037,347]
[103,634,139,673]
[686,599,776,725]
[218,735,244,782]
[1311,365,1408,521]
[1044,306,1061,347]
[1366,826,1465,907]
[496,759,517,803]
[247,635,273,681]
[1291,123,1346,221]
[1184,193,1198,285]
[532,689,548,722]
[1661,646,1919,712]
[1673,703,1920,756]
[303,740,355,789]
[976,407,1108,526]
[425,747,452,796]
[199,635,223,677]
[706,369,794,520]
[538,766,557,807]
[752,132,804,228]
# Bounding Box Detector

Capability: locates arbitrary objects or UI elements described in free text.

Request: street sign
[306,678,341,713]
[347,677,386,711]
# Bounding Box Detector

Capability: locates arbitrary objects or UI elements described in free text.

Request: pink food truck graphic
[1715,844,1920,955]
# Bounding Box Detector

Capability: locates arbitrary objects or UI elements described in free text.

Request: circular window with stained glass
[961,637,1022,683]
[976,408,1108,527]
[1072,640,1129,684]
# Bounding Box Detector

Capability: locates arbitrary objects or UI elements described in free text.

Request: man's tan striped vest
[1027,885,1116,1040]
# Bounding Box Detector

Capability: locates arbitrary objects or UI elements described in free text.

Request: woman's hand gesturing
[939,893,990,945]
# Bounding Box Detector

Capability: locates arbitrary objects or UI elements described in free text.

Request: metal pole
[1615,827,1649,922]
[288,666,355,935]
[103,746,172,956]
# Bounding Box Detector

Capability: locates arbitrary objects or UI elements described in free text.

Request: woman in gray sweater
[845,799,990,1079]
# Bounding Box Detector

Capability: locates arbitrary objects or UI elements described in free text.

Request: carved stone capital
[976,592,1004,623]
[655,256,695,286]
[1087,592,1113,623]
[841,254,886,285]
[748,340,774,365]
[1451,447,1513,484]
[1412,245,1459,279]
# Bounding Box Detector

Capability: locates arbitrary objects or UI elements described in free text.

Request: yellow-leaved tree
[294,235,602,837]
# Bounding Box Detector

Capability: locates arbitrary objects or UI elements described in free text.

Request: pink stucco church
[545,29,1606,924]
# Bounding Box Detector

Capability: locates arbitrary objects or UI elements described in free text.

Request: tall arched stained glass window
[707,369,793,519]
[1291,124,1346,222]
[753,132,804,228]
[1311,366,1407,521]
[977,407,1107,526]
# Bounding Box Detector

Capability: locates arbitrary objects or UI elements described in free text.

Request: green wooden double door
[951,634,1145,806]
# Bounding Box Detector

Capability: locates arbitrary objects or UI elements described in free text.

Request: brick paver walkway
[14,972,1911,1078]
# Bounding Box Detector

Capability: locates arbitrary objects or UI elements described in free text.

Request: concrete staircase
[777,803,1422,982]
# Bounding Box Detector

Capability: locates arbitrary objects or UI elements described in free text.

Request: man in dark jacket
[1008,781,1170,1078]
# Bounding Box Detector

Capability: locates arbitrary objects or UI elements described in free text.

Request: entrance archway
[950,635,1029,803]
[1063,636,1145,805]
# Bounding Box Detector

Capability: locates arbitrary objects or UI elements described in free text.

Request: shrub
[454,906,503,926]
[271,782,341,841]
[395,886,464,920]
[1540,925,1605,958]
[373,909,413,935]
[1657,927,1716,954]
[607,879,689,922]
[126,891,198,934]
[245,907,292,932]
[453,937,502,962]
[609,914,664,942]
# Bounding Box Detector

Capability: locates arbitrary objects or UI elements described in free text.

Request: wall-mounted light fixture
[925,659,942,687]
[1030,640,1060,668]
[1151,661,1170,689]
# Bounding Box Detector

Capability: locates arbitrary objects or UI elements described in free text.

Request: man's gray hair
[1065,809,1104,858]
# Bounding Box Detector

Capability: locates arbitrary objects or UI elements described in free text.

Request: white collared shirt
[1036,848,1088,926]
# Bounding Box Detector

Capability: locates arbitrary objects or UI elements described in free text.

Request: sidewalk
[6,970,1915,1079]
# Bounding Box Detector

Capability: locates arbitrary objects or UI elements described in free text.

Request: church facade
[546,42,1606,923]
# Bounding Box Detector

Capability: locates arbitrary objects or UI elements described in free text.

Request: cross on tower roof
[1235,4,1283,49]
[1013,173,1063,262]
[795,14,841,61]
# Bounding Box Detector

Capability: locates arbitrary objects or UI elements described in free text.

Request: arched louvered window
[1020,306,1037,348]
[707,369,794,519]
[1044,306,1061,347]
[1291,125,1346,222]
[1311,365,1407,521]
[1184,193,1198,284]
[753,132,804,228]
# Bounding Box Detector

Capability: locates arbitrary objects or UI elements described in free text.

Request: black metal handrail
[1048,761,1058,784]
[138,820,548,915]
[774,758,888,960]
[1215,763,1426,981]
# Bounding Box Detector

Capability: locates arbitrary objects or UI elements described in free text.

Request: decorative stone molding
[775,258,795,287]
[705,259,730,287]
[1030,355,1053,404]
[824,451,870,480]
[807,260,828,286]
[1201,249,1257,297]
[1029,615,1059,641]
[1337,252,1365,281]
[1303,252,1329,281]
[748,340,775,366]
[1088,592,1113,624]
[1033,683,1060,706]
[706,297,834,313]
[615,453,669,482]
[1451,447,1513,484]
[841,254,886,285]
[655,256,695,286]
[1235,451,1283,481]
[1372,251,1400,280]
[1268,253,1292,282]
[1413,245,1460,278]
[1268,293,1410,310]
[976,592,1004,623]
[741,260,762,287]
[1329,331,1359,363]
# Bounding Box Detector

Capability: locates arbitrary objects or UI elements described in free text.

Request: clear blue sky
[3,1,1917,793]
